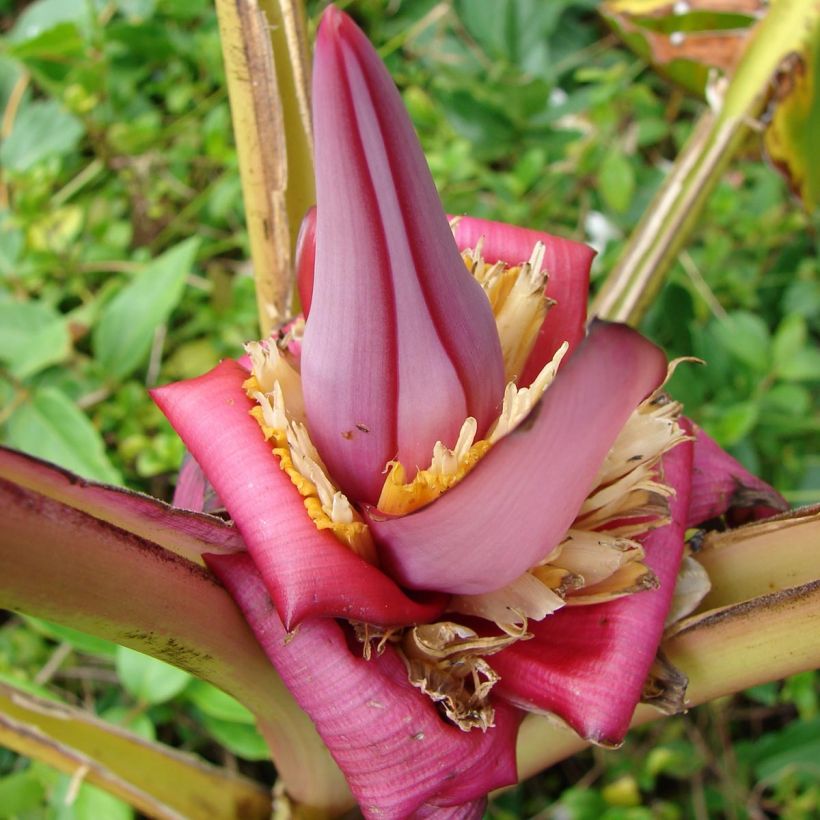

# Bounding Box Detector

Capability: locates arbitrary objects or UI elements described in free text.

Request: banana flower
[152,7,786,816]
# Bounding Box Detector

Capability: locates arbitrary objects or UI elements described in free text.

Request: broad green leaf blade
[0,446,244,565]
[764,14,820,209]
[0,769,45,816]
[711,310,771,371]
[0,680,271,820]
[0,296,71,379]
[116,647,192,705]
[54,778,133,820]
[101,706,157,743]
[92,238,199,380]
[599,148,636,214]
[0,100,84,172]
[456,0,567,73]
[778,347,820,381]
[703,400,759,446]
[6,387,122,485]
[197,714,271,761]
[186,679,255,724]
[7,0,92,43]
[7,21,85,61]
[0,467,352,812]
[0,209,24,277]
[772,313,807,374]
[743,716,820,783]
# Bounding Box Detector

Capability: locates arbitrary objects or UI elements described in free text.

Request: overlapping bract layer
[301,6,505,505]
[491,432,694,743]
[151,361,446,630]
[151,5,788,816]
[366,321,668,594]
[451,215,595,384]
[208,552,520,818]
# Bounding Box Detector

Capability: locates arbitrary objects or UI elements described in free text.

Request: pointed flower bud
[295,205,316,317]
[300,7,506,504]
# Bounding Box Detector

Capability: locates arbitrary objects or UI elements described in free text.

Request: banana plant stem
[593,0,820,324]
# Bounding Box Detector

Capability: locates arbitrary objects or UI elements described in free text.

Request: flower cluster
[153,7,787,817]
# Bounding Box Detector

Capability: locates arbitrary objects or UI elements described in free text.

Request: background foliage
[0,0,817,816]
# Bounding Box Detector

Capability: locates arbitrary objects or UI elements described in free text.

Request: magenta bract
[491,432,694,743]
[295,204,316,316]
[208,551,520,818]
[143,5,791,815]
[687,425,788,526]
[151,360,446,629]
[451,215,595,386]
[300,6,505,505]
[366,322,668,594]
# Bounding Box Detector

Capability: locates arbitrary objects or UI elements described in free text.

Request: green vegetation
[0,0,817,816]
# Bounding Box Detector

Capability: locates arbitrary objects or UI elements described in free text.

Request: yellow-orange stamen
[245,340,377,564]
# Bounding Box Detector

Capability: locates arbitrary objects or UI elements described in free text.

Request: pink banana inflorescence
[152,6,787,817]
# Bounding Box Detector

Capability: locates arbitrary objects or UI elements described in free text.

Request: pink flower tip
[299,6,506,505]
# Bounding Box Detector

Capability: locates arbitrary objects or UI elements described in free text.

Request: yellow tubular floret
[244,340,377,565]
[377,418,491,516]
[464,241,554,383]
[377,342,570,516]
[449,377,689,631]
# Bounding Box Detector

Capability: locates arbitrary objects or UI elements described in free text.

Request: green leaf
[705,401,759,447]
[53,777,134,820]
[745,682,779,707]
[0,296,71,380]
[645,740,704,780]
[779,347,820,383]
[772,313,807,375]
[7,0,92,43]
[198,713,270,761]
[783,278,820,321]
[599,149,635,214]
[7,22,85,61]
[100,706,157,742]
[0,770,46,816]
[761,383,811,417]
[28,205,84,255]
[0,218,25,277]
[436,89,516,157]
[115,646,191,705]
[748,717,820,784]
[0,100,84,172]
[23,616,117,658]
[6,387,122,485]
[116,0,158,20]
[93,238,200,380]
[636,116,668,147]
[186,680,255,725]
[711,311,771,371]
[782,671,818,720]
[455,0,583,74]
